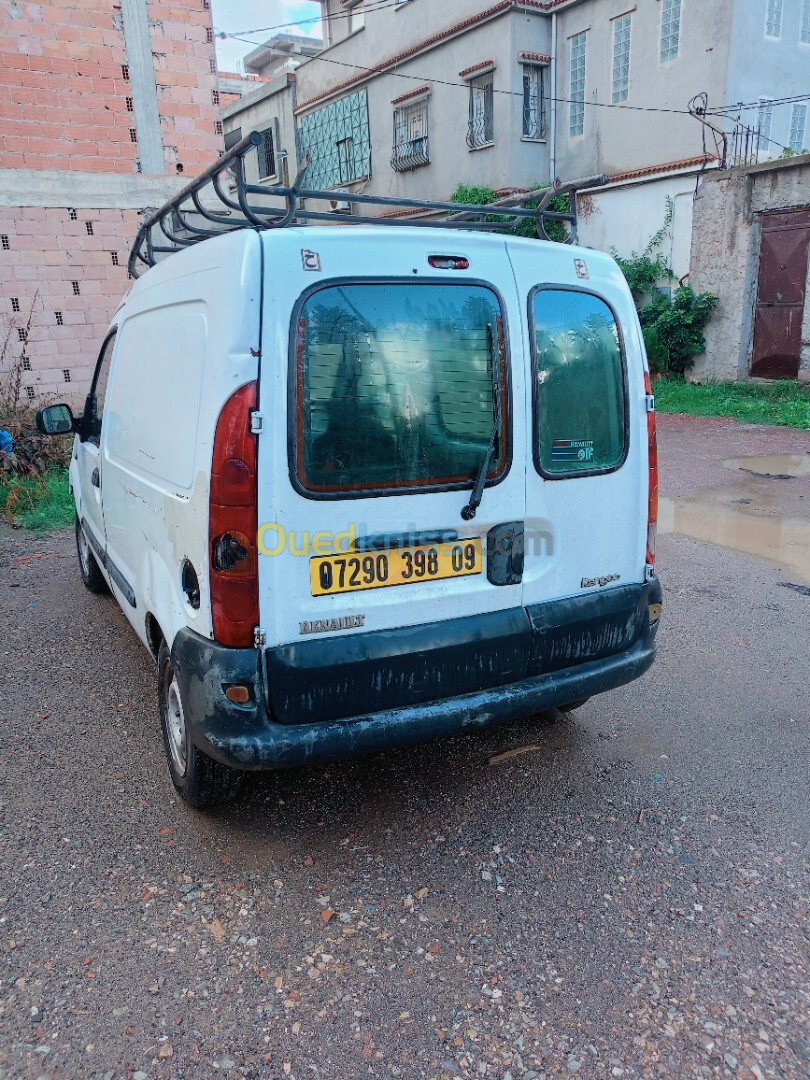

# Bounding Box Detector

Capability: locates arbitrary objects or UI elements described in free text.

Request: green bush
[449,182,570,243]
[648,286,719,375]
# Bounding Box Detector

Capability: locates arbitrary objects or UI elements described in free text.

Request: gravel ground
[1,420,808,1080]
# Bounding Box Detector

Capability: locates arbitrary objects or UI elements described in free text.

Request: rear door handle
[91,467,100,488]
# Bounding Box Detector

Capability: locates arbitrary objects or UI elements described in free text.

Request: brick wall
[0,207,138,401]
[0,0,223,405]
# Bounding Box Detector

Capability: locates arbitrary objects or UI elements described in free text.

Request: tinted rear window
[531,288,626,477]
[293,283,508,495]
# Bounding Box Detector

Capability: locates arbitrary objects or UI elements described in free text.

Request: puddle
[660,496,810,585]
[723,454,810,480]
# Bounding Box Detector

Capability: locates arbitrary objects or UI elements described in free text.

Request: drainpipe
[549,12,557,185]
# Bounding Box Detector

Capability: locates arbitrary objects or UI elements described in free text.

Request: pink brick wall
[0,0,221,173]
[0,207,139,405]
[0,0,224,400]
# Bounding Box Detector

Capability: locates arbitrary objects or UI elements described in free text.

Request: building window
[765,0,782,37]
[757,98,774,156]
[348,1,364,33]
[522,65,546,139]
[802,0,810,43]
[392,98,429,171]
[297,89,372,189]
[11,297,20,312]
[789,103,807,152]
[611,14,631,103]
[569,32,586,136]
[660,0,681,62]
[467,72,494,148]
[257,127,277,180]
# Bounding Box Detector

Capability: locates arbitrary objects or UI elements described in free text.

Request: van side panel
[100,231,262,653]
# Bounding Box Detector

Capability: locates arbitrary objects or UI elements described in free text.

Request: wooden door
[751,209,810,379]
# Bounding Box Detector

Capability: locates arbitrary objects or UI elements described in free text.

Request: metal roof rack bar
[128,130,608,278]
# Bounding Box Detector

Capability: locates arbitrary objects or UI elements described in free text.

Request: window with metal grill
[611,14,631,103]
[298,90,371,188]
[11,297,20,312]
[467,73,494,149]
[569,33,586,136]
[765,0,782,37]
[391,99,429,171]
[522,65,546,140]
[257,126,277,180]
[757,99,774,156]
[660,0,681,62]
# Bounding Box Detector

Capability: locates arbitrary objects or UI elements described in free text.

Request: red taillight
[644,371,658,573]
[210,381,258,648]
[428,255,470,270]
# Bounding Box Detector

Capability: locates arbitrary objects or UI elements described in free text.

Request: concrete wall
[689,155,810,382]
[0,0,222,403]
[553,0,732,180]
[726,0,810,159]
[577,172,699,283]
[221,74,298,190]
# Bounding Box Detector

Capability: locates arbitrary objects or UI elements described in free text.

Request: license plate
[310,539,483,596]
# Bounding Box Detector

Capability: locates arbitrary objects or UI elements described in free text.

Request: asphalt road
[1,428,809,1079]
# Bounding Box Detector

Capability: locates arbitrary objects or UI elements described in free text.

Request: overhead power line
[216,0,400,41]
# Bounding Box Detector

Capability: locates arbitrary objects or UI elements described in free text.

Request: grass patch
[654,378,810,430]
[0,469,73,532]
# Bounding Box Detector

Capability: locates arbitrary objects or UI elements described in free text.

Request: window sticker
[551,439,595,464]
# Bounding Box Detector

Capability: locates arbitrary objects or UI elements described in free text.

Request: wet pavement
[1,415,809,1079]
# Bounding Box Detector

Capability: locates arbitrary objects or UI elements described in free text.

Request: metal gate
[751,208,810,379]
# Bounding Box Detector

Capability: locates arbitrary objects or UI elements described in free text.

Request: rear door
[507,243,648,623]
[256,230,529,720]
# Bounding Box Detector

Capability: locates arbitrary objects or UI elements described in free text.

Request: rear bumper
[172,580,661,772]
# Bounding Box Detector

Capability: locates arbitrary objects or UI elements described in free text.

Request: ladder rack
[128,130,608,279]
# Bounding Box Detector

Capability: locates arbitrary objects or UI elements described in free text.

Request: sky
[211,0,322,72]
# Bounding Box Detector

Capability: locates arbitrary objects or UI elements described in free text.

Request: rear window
[531,287,626,477]
[292,282,508,496]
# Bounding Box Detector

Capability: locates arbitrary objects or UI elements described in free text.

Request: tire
[75,514,108,594]
[157,639,244,809]
[558,698,590,714]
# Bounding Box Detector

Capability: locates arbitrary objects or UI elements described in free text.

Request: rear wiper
[461,321,502,521]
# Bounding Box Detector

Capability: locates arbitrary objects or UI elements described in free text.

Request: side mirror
[35,403,76,436]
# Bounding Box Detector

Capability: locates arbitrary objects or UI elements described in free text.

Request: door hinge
[250,410,264,434]
[253,626,267,649]
[644,394,656,414]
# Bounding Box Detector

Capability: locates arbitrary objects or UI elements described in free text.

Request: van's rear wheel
[75,514,107,594]
[157,639,244,809]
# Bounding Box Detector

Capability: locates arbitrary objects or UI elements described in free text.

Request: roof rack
[128,130,608,278]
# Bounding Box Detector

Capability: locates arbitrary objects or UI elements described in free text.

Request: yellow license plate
[310,539,483,596]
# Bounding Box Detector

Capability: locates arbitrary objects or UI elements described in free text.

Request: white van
[37,136,662,808]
